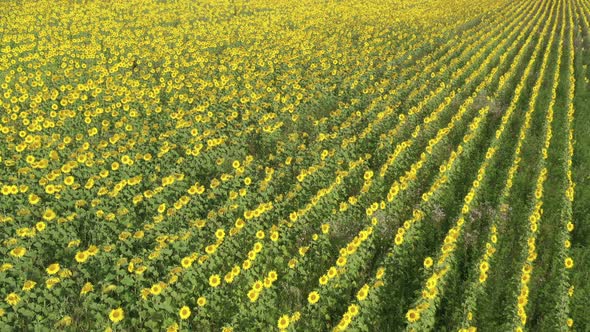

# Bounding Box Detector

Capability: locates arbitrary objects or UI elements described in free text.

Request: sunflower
[43,209,56,221]
[46,263,60,275]
[87,245,99,256]
[5,292,20,306]
[224,272,235,284]
[252,280,263,292]
[0,186,10,195]
[109,308,124,323]
[277,315,290,329]
[264,278,272,288]
[395,234,404,246]
[181,257,193,269]
[80,282,94,295]
[356,285,369,301]
[406,309,420,323]
[253,242,263,253]
[46,277,61,289]
[376,267,385,279]
[44,184,55,194]
[205,245,216,254]
[197,296,207,307]
[479,261,489,273]
[287,311,300,323]
[121,155,131,165]
[166,323,179,332]
[209,274,221,287]
[22,280,36,292]
[215,228,225,240]
[28,193,40,205]
[179,306,191,320]
[308,291,320,304]
[565,257,574,269]
[10,247,26,258]
[196,185,205,195]
[248,251,257,260]
[248,289,259,302]
[423,257,433,269]
[478,273,487,283]
[75,251,89,263]
[64,176,75,186]
[150,284,163,296]
[55,315,73,328]
[36,221,47,232]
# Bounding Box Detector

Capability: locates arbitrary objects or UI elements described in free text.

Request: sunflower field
[1,0,589,331]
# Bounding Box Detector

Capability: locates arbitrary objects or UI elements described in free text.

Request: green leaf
[120,276,134,286]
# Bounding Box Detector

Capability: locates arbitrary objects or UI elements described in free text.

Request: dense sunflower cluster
[1,0,588,330]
